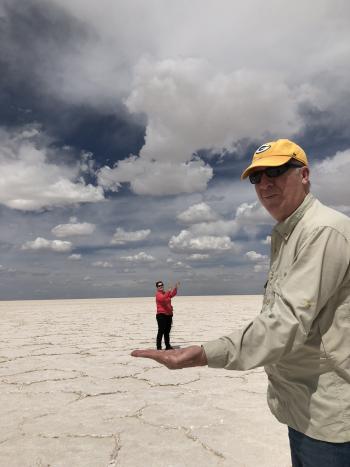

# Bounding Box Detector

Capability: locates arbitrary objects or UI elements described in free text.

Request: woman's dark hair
[155,281,164,288]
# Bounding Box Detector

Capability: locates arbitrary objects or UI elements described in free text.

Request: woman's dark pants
[288,427,350,467]
[156,314,172,349]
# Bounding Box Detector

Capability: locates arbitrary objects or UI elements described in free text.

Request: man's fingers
[131,346,207,369]
[131,349,161,358]
[131,349,179,368]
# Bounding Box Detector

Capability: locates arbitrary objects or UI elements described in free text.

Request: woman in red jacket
[155,280,179,350]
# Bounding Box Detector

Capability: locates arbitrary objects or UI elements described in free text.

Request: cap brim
[241,155,292,180]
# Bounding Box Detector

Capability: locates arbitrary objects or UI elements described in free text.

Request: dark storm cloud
[0,0,146,165]
[0,0,88,125]
[47,104,146,167]
[296,102,350,163]
[198,139,263,182]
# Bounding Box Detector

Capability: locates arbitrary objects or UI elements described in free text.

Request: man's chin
[262,201,283,219]
[262,198,280,209]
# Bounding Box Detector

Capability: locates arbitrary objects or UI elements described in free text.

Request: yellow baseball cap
[241,139,308,179]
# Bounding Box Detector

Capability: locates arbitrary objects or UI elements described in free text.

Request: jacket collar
[274,193,315,241]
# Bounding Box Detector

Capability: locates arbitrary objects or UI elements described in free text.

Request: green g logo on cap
[255,144,272,154]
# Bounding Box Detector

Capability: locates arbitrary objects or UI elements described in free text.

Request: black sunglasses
[249,161,303,184]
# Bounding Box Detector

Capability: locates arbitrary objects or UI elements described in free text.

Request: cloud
[169,260,191,270]
[234,201,273,237]
[69,254,81,260]
[186,254,210,261]
[119,251,155,263]
[311,149,350,209]
[176,201,240,238]
[189,220,238,237]
[21,237,72,252]
[126,57,302,163]
[52,222,96,237]
[253,263,270,273]
[169,229,236,253]
[246,250,269,273]
[261,236,271,245]
[101,54,302,195]
[246,251,268,262]
[92,261,113,268]
[181,200,271,239]
[0,128,104,211]
[177,202,218,224]
[111,227,151,245]
[98,157,213,196]
[235,202,271,224]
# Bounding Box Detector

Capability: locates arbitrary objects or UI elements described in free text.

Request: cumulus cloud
[176,201,240,239]
[234,201,273,237]
[126,57,302,163]
[92,261,113,268]
[246,251,268,262]
[0,128,104,211]
[21,237,72,253]
[120,251,155,263]
[52,222,96,237]
[100,54,303,195]
[187,253,210,261]
[170,261,191,270]
[6,2,350,204]
[49,0,350,112]
[111,227,151,245]
[98,157,213,196]
[189,220,238,237]
[246,250,269,272]
[177,202,218,224]
[235,202,271,225]
[253,263,270,273]
[312,149,350,209]
[169,229,236,253]
[170,199,273,250]
[69,254,81,260]
[181,200,271,240]
[262,236,272,245]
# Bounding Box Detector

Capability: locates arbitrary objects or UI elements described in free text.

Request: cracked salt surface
[0,296,290,466]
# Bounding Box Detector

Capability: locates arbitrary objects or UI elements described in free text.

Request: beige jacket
[203,194,350,442]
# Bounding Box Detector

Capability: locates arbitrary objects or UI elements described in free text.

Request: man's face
[253,165,310,222]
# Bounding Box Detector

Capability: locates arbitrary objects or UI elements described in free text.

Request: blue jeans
[288,427,350,467]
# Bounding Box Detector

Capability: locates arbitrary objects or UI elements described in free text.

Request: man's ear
[301,166,310,185]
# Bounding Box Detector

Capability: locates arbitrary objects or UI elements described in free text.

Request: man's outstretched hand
[131,345,208,369]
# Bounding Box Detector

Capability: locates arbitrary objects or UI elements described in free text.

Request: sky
[1,0,350,300]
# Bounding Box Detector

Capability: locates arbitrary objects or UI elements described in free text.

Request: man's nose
[259,172,274,188]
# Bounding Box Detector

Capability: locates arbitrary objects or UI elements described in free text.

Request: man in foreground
[132,139,350,467]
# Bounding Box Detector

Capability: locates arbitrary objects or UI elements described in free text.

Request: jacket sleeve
[164,288,177,299]
[203,227,350,370]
